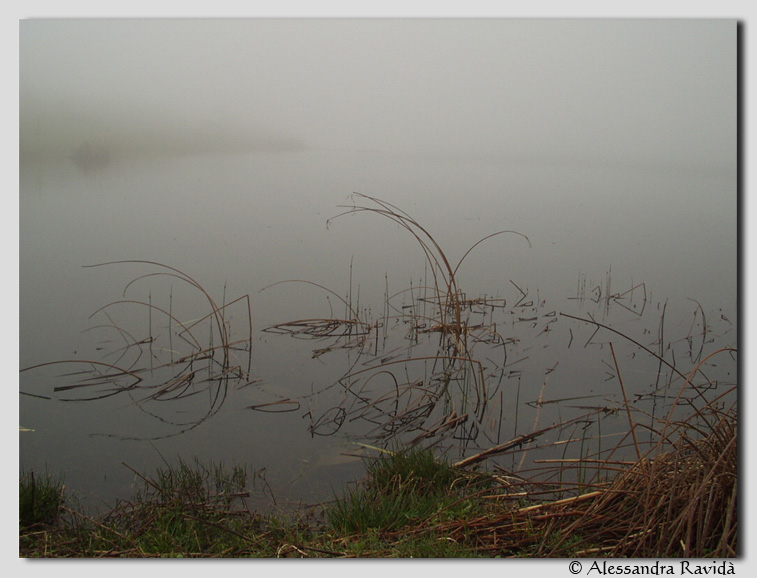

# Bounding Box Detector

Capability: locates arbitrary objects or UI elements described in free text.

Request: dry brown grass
[412,374,737,558]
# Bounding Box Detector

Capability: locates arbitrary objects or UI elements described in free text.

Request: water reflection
[20,191,737,510]
[253,195,736,482]
[18,128,737,513]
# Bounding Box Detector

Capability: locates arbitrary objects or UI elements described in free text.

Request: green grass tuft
[327,446,491,535]
[20,469,64,529]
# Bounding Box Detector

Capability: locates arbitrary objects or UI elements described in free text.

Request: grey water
[19,19,737,512]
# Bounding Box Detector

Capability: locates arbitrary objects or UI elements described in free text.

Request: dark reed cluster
[259,195,736,482]
[20,260,254,439]
[257,194,539,447]
[404,358,737,558]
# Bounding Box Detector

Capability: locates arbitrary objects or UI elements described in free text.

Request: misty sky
[20,19,735,172]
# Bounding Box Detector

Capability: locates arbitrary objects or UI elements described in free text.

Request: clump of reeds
[20,260,254,439]
[327,194,530,349]
[416,357,738,558]
[264,193,532,449]
[568,408,737,557]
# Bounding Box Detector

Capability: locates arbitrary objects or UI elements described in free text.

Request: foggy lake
[19,19,737,512]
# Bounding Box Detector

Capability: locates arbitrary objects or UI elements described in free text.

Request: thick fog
[20,19,734,169]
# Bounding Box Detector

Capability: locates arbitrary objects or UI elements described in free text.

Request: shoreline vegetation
[20,393,736,558]
[20,195,737,558]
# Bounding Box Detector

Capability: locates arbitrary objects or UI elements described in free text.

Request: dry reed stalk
[246,399,301,413]
[454,410,602,469]
[88,261,232,350]
[609,342,642,461]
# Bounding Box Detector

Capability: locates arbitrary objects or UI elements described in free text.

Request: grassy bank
[20,408,737,559]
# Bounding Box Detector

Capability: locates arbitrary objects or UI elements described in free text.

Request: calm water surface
[19,147,737,511]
